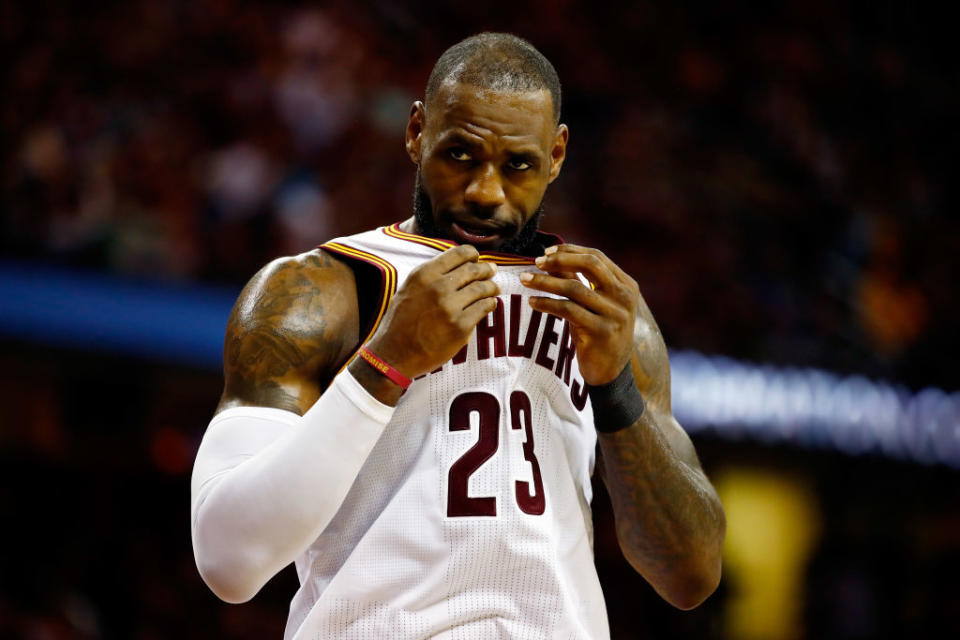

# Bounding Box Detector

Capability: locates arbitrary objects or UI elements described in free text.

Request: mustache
[449,208,517,233]
[413,169,544,256]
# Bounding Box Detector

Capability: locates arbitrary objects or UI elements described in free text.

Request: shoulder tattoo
[220,251,358,414]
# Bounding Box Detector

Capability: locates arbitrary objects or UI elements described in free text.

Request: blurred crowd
[4,0,957,390]
[3,2,959,638]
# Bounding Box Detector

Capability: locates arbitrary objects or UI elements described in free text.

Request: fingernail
[545,245,558,255]
[535,256,546,267]
[489,262,498,274]
[519,272,533,283]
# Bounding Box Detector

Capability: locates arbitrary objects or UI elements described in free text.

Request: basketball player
[191,33,725,639]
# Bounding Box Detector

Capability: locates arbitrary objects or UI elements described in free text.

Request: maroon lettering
[508,294,542,358]
[570,379,589,411]
[452,344,468,364]
[554,320,576,385]
[476,298,506,360]
[535,314,561,370]
[447,392,500,517]
[510,391,545,515]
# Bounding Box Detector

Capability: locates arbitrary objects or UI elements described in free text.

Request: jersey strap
[320,241,398,374]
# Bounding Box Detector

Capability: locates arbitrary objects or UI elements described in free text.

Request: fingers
[519,271,616,316]
[533,244,638,306]
[413,246,497,293]
[535,248,616,290]
[461,295,500,327]
[428,244,481,275]
[539,244,634,289]
[528,296,602,330]
[443,260,498,292]
[452,278,500,310]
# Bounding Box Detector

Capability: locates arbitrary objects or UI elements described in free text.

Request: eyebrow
[437,132,482,150]
[508,150,542,166]
[438,132,544,161]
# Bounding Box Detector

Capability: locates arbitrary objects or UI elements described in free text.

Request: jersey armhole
[320,243,398,365]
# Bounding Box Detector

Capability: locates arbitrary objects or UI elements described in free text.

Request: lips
[450,221,504,246]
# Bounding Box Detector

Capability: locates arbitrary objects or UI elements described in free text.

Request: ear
[547,124,569,183]
[405,101,426,165]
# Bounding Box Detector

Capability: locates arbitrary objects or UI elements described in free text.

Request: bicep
[216,250,361,416]
[219,326,325,414]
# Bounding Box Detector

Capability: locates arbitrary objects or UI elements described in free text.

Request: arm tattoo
[600,415,720,581]
[596,297,724,603]
[631,303,672,413]
[219,251,358,415]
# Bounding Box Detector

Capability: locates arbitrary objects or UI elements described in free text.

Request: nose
[464,163,505,210]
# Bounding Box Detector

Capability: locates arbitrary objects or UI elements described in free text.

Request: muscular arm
[194,249,396,603]
[597,306,725,610]
[217,249,361,415]
[523,245,725,610]
[192,244,499,603]
[217,242,496,412]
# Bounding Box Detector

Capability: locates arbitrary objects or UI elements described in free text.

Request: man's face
[406,82,568,252]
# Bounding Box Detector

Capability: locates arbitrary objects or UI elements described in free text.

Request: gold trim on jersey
[321,242,398,375]
[382,223,541,265]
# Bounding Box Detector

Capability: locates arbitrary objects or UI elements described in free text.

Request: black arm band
[587,362,645,433]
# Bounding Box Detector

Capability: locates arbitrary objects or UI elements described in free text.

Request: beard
[412,169,545,257]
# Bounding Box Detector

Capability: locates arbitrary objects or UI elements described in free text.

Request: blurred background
[2,0,958,638]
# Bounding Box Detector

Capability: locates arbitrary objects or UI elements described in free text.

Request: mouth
[450,221,504,247]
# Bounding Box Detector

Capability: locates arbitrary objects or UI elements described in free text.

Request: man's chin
[413,174,543,256]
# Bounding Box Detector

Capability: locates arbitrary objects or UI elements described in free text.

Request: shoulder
[217,248,361,415]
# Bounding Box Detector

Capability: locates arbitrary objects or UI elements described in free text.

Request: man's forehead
[426,81,555,137]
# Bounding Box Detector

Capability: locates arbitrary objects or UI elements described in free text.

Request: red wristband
[357,346,412,390]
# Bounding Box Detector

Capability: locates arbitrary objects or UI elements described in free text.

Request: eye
[507,158,532,171]
[448,148,472,162]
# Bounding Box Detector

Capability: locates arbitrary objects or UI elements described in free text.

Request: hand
[368,245,499,379]
[521,244,639,386]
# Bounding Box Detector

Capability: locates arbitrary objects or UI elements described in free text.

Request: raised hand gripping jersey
[285,224,609,640]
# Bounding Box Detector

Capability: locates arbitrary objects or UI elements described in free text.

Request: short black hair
[425,33,561,124]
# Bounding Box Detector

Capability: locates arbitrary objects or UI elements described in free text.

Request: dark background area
[2,0,957,638]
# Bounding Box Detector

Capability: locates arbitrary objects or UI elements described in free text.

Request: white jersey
[285,223,608,640]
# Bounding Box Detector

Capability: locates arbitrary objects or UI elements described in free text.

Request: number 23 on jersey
[446,390,545,518]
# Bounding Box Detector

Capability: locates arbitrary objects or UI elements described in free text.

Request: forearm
[190,370,394,603]
[521,243,724,607]
[598,409,725,609]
